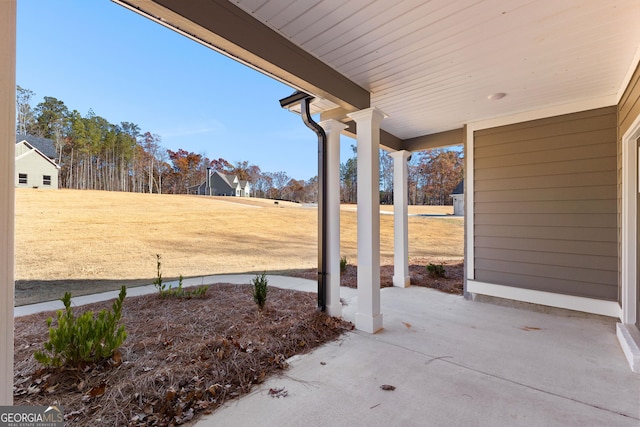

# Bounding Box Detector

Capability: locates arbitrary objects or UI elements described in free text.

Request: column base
[356,312,383,333]
[325,303,342,318]
[393,275,410,288]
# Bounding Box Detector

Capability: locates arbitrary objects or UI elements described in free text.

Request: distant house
[15,135,60,189]
[450,180,463,216]
[189,170,251,197]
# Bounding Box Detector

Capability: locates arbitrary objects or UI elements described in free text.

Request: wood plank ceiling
[232,0,640,140]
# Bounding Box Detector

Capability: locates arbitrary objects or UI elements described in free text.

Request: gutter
[279,91,327,311]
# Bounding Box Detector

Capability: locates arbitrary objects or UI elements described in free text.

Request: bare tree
[270,171,290,199]
[379,148,393,204]
[16,85,35,135]
[141,132,161,193]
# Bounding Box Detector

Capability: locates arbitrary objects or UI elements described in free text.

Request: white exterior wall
[452,194,464,216]
[15,150,59,189]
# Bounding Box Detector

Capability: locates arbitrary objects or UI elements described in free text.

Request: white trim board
[467,280,621,318]
[465,124,474,279]
[621,113,640,325]
[617,323,640,373]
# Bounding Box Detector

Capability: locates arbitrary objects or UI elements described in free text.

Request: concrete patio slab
[195,285,640,427]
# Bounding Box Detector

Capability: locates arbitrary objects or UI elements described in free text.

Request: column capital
[389,150,411,160]
[347,107,387,125]
[319,118,348,133]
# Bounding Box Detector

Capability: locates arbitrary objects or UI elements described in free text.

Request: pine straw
[295,258,464,295]
[14,283,353,426]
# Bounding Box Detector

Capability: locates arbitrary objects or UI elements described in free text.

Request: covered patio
[2,0,640,406]
[196,279,639,426]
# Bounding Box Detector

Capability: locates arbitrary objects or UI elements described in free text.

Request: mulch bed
[13,284,352,426]
[294,258,464,295]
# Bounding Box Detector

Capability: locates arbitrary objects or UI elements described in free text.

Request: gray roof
[451,180,464,195]
[16,134,56,159]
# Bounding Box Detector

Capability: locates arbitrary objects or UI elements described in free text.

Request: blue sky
[16,1,353,181]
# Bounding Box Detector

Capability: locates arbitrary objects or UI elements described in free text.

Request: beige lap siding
[474,106,618,301]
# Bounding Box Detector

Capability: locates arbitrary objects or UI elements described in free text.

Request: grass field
[15,189,463,304]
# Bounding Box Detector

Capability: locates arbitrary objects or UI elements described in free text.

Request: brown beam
[112,0,369,112]
[380,130,403,151]
[403,128,464,151]
[338,121,402,152]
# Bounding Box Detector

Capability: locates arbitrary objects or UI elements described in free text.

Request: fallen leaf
[402,322,412,329]
[521,326,542,331]
[268,387,288,398]
[380,384,396,391]
[166,387,177,401]
[207,384,220,395]
[111,350,122,365]
[87,384,106,399]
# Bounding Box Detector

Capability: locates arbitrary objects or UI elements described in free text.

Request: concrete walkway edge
[14,274,317,317]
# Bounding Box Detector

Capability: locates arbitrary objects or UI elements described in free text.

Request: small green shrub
[153,253,166,293]
[252,272,268,310]
[34,286,127,368]
[340,256,348,273]
[160,275,209,299]
[154,255,208,299]
[427,263,446,278]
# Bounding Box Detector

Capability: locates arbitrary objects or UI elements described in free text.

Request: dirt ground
[15,189,464,305]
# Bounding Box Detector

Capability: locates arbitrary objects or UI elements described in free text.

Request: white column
[390,150,411,288]
[0,0,16,405]
[319,119,347,317]
[347,108,386,333]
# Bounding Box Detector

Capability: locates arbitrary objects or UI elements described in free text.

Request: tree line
[17,86,462,204]
[341,145,463,206]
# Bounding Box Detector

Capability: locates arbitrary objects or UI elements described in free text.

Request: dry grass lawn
[15,189,463,305]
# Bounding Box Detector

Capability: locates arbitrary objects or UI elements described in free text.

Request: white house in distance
[15,135,59,189]
[189,170,251,197]
[450,180,464,216]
